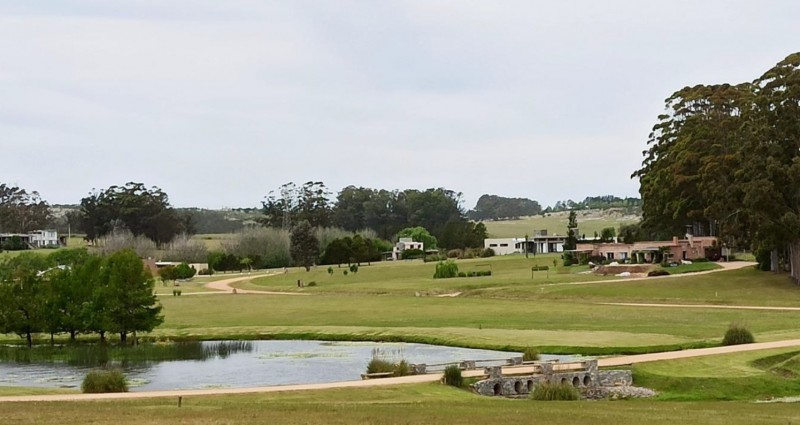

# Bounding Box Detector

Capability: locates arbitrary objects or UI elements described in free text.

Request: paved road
[3,337,799,403]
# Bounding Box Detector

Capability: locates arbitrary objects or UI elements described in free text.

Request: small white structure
[29,230,60,248]
[484,238,527,256]
[392,238,424,260]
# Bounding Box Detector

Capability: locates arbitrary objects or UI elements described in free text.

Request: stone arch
[527,380,534,392]
[514,381,523,394]
[583,375,592,387]
[493,383,502,396]
[572,376,580,387]
[560,378,568,385]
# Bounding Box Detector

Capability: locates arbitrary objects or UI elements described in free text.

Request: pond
[0,340,580,391]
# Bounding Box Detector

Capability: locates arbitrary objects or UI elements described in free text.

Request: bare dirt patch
[593,265,655,276]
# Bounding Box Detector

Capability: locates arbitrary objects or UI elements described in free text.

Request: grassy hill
[483,208,640,238]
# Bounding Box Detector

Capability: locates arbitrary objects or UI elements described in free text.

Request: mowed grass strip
[0,384,798,425]
[156,290,800,349]
[634,347,800,400]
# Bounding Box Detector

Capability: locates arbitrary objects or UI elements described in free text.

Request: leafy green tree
[467,195,542,220]
[564,211,578,250]
[397,226,437,250]
[290,220,319,272]
[0,253,51,346]
[0,183,52,233]
[159,266,177,284]
[599,227,616,243]
[102,250,163,344]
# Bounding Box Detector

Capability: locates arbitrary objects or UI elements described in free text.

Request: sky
[2,1,799,210]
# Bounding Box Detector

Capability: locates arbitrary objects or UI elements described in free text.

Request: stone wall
[472,361,633,397]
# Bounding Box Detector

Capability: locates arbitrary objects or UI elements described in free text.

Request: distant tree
[467,195,543,220]
[290,220,319,272]
[599,227,616,243]
[0,183,52,233]
[158,266,178,285]
[79,183,181,247]
[397,226,437,250]
[564,211,578,251]
[0,254,50,347]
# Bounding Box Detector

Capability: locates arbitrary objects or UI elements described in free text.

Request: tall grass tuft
[81,369,129,393]
[522,347,540,362]
[443,365,463,387]
[722,323,755,346]
[531,382,579,401]
[366,357,395,374]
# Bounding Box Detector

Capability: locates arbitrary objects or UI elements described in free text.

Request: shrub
[648,270,670,277]
[402,249,424,260]
[394,360,411,377]
[531,382,579,401]
[433,260,459,279]
[457,272,467,278]
[480,248,495,258]
[366,357,395,374]
[81,369,129,393]
[307,281,317,287]
[447,249,463,259]
[722,323,755,346]
[327,266,334,276]
[343,270,348,276]
[174,262,197,280]
[198,268,213,276]
[562,252,574,267]
[443,365,463,387]
[522,347,540,362]
[349,264,359,274]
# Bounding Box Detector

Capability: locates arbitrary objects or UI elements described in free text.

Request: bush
[722,323,755,346]
[480,248,495,258]
[394,360,411,377]
[648,270,670,277]
[366,357,395,374]
[307,281,317,287]
[562,252,574,267]
[531,382,579,401]
[81,369,129,393]
[433,260,459,279]
[198,268,213,275]
[447,249,463,259]
[174,262,197,280]
[457,272,467,278]
[443,365,463,387]
[522,347,540,362]
[402,249,424,260]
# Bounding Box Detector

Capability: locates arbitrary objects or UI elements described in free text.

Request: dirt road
[171,273,309,296]
[3,337,799,403]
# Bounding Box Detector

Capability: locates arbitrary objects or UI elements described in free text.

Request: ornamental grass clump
[522,347,540,362]
[443,365,463,387]
[81,368,129,393]
[722,323,755,346]
[531,382,579,401]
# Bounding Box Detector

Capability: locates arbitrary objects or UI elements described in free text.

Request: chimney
[672,236,678,245]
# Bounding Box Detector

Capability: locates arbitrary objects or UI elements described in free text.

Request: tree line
[0,249,163,347]
[633,51,800,281]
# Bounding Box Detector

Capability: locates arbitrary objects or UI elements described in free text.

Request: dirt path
[167,273,310,296]
[4,337,799,403]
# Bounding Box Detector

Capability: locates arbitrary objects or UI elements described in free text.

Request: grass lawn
[634,347,800,401]
[0,384,798,425]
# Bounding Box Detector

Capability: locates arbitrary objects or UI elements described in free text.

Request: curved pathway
[161,273,309,296]
[3,337,799,403]
[556,261,756,286]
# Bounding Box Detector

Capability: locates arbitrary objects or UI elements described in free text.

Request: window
[607,252,615,260]
[489,244,498,247]
[500,243,508,247]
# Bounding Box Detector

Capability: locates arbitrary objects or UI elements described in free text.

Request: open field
[483,209,640,238]
[0,382,798,425]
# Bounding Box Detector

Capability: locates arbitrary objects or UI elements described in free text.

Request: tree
[599,227,616,243]
[467,195,543,220]
[564,211,578,250]
[0,183,52,234]
[102,250,163,344]
[79,182,182,247]
[290,220,319,272]
[0,254,50,347]
[397,226,437,250]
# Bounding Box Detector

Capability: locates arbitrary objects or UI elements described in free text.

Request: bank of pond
[0,340,581,392]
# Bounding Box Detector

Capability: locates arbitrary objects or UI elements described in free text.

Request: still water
[0,340,539,391]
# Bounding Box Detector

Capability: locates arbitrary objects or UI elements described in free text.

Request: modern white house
[0,229,65,249]
[392,238,424,260]
[484,230,568,256]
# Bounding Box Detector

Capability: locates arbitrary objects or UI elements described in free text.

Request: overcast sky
[2,1,798,210]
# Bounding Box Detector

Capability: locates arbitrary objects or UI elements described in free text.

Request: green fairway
[0,384,798,425]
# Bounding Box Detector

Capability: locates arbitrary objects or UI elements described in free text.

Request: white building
[29,230,61,248]
[484,231,567,256]
[392,238,424,260]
